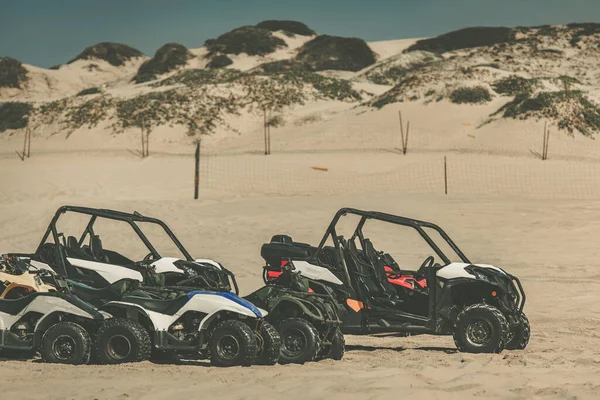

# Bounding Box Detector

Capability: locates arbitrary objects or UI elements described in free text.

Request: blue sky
[1,0,599,68]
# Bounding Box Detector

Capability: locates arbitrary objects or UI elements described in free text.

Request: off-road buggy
[259,208,530,354]
[0,257,108,364]
[2,205,338,364]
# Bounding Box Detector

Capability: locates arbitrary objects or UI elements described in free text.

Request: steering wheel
[415,255,435,277]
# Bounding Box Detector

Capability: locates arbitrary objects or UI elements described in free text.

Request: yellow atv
[0,256,55,299]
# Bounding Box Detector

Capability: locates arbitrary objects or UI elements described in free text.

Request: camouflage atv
[244,264,346,364]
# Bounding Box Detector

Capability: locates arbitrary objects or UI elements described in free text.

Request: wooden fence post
[194,138,201,199]
[263,108,268,155]
[444,156,448,195]
[26,128,31,158]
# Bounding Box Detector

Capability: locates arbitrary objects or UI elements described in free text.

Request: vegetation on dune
[251,61,362,101]
[255,20,315,36]
[65,96,113,129]
[491,90,600,136]
[206,54,233,69]
[68,42,144,67]
[151,68,243,88]
[76,87,102,96]
[0,57,28,88]
[366,66,410,86]
[253,60,312,74]
[492,75,536,96]
[450,86,493,104]
[295,35,376,72]
[555,75,581,90]
[112,87,242,135]
[566,22,600,47]
[205,26,287,56]
[0,102,32,132]
[133,43,194,83]
[406,27,515,53]
[240,75,307,113]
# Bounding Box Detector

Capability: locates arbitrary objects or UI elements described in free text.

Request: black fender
[268,297,324,322]
[436,278,509,323]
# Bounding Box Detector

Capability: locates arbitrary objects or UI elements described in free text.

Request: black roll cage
[36,206,195,275]
[312,208,471,288]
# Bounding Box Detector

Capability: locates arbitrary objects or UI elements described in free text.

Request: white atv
[0,264,109,364]
[65,277,274,366]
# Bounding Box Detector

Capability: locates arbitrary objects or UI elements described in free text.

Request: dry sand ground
[1,148,600,400]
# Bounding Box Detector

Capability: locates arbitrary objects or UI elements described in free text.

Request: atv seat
[0,292,42,315]
[67,279,140,307]
[342,239,403,307]
[261,235,316,269]
[120,295,189,316]
[90,235,109,263]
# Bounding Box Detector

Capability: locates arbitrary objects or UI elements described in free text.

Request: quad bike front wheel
[316,327,345,361]
[506,312,530,350]
[453,303,509,354]
[327,328,345,360]
[94,318,151,364]
[40,321,92,365]
[255,321,282,365]
[209,319,258,367]
[278,318,322,364]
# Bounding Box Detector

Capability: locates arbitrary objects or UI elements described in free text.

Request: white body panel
[67,258,143,283]
[194,259,223,269]
[29,260,54,272]
[436,262,507,280]
[150,257,186,274]
[0,295,97,331]
[63,256,225,283]
[106,292,266,332]
[289,260,344,286]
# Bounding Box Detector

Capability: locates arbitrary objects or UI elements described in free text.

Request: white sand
[2,143,600,400]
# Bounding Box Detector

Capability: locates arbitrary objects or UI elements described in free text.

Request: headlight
[465,266,499,285]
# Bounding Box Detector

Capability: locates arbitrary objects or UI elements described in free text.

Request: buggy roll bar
[313,208,471,286]
[35,205,195,262]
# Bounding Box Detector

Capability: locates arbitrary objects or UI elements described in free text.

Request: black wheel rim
[282,329,307,358]
[216,334,240,360]
[107,335,132,361]
[52,335,77,361]
[465,318,493,348]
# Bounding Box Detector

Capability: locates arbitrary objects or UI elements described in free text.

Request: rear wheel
[40,322,91,365]
[453,304,509,354]
[278,318,321,364]
[506,312,530,350]
[255,321,281,365]
[94,318,151,364]
[209,320,257,367]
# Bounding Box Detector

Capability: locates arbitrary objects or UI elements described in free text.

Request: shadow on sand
[346,344,457,354]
